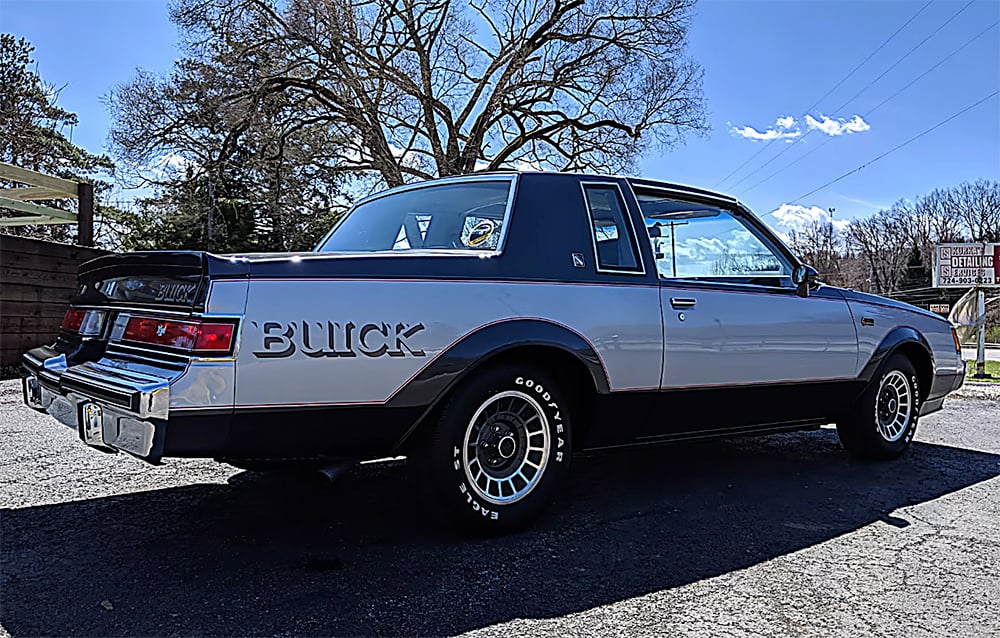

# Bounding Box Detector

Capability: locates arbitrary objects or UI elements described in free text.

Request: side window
[581,184,642,273]
[637,195,790,283]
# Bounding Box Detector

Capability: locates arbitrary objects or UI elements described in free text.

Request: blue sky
[2,0,998,234]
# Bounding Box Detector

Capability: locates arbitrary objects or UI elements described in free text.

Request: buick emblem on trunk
[156,324,167,337]
[153,282,198,303]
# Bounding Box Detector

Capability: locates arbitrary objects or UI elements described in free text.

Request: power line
[829,0,976,115]
[800,1,938,119]
[712,0,933,189]
[726,0,978,192]
[740,20,999,195]
[784,90,998,206]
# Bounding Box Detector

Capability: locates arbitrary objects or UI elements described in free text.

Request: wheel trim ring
[875,370,913,442]
[462,390,551,505]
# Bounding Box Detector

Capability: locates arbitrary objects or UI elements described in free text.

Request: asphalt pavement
[1,379,998,637]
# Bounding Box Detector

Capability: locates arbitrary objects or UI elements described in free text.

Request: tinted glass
[317,180,511,253]
[638,195,790,282]
[583,185,641,272]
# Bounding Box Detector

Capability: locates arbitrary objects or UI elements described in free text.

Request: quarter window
[582,184,642,273]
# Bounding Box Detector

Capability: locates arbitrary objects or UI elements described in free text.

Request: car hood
[832,286,949,324]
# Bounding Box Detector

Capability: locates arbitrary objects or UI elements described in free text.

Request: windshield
[316,179,513,253]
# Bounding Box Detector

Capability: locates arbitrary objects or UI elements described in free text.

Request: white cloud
[729,116,802,142]
[731,113,871,143]
[804,114,870,136]
[766,203,850,242]
[775,115,796,130]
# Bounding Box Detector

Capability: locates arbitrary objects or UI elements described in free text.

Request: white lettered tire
[413,364,572,534]
[837,353,921,460]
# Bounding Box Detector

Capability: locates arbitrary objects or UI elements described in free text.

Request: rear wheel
[413,364,572,534]
[837,353,921,460]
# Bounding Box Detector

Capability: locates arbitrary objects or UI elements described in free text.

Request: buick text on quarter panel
[22,172,966,533]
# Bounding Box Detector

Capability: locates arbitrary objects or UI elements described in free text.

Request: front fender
[858,326,933,385]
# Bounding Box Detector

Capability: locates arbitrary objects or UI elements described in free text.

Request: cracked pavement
[1,379,998,637]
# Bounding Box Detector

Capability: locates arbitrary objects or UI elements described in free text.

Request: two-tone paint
[22,172,964,464]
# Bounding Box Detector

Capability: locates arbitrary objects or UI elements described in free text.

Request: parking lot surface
[1,379,998,637]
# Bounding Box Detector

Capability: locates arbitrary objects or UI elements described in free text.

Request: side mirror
[792,264,819,297]
[647,224,662,238]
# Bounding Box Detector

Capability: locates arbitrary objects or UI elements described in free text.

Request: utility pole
[666,220,688,277]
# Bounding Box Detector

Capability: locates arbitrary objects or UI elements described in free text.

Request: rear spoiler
[73,251,249,311]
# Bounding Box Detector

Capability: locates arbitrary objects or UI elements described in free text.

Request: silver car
[22,172,965,533]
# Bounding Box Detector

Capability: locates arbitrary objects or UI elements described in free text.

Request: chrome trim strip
[658,278,801,294]
[71,304,194,317]
[579,180,647,276]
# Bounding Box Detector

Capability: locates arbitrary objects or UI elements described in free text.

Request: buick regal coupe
[22,172,965,533]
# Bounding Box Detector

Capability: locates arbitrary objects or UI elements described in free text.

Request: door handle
[670,297,697,309]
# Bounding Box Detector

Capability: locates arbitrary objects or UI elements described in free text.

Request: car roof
[371,171,738,205]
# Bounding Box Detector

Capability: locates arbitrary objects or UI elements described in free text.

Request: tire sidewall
[868,354,921,455]
[427,365,571,531]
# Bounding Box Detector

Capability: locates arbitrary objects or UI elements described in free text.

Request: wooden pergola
[0,161,94,246]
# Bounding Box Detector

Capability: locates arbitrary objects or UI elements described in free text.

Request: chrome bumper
[22,346,170,461]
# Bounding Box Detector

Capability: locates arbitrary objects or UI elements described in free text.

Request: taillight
[122,316,236,355]
[195,323,235,352]
[60,309,87,332]
[951,327,962,353]
[61,308,106,336]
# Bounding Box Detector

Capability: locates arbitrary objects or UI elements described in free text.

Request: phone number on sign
[940,276,996,285]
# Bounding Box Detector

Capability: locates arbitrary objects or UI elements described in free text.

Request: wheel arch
[859,326,933,400]
[390,319,608,451]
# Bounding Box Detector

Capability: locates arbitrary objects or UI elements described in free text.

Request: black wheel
[413,364,572,534]
[837,353,921,460]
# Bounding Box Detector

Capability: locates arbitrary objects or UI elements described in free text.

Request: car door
[632,191,859,439]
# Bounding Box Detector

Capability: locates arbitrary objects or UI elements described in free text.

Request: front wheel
[413,364,572,534]
[837,353,921,460]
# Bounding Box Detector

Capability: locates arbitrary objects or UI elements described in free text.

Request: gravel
[1,379,997,637]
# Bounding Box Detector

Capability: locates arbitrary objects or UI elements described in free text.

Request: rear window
[316,180,512,253]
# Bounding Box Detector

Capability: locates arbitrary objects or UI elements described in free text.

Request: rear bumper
[22,345,418,464]
[23,345,170,461]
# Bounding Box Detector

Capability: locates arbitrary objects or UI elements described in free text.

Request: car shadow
[2,429,998,637]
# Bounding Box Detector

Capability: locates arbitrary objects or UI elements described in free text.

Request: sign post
[978,289,987,378]
[934,243,1000,379]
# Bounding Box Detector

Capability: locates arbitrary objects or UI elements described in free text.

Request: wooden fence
[1,235,107,367]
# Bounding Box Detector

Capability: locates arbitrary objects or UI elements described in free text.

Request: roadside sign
[929,303,950,314]
[933,243,1000,288]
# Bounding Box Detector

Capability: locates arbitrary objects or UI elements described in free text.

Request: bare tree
[109,48,358,251]
[951,178,1000,242]
[160,0,706,187]
[846,202,913,295]
[787,220,843,284]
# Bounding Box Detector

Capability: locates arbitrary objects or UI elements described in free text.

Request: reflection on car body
[22,172,964,533]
